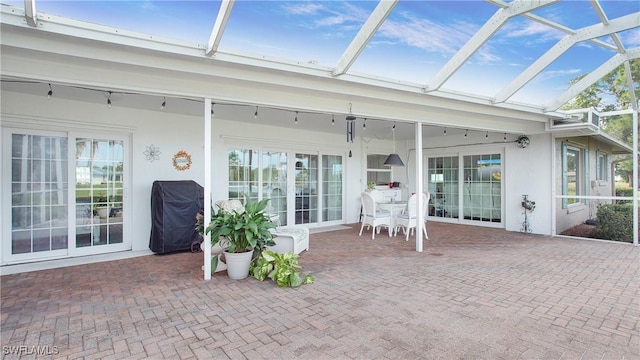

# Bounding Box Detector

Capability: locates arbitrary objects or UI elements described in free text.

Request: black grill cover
[149,180,203,254]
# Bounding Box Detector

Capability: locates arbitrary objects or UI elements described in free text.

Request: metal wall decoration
[144,144,161,162]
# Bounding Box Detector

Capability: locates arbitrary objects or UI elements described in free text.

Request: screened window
[367,154,391,187]
[596,151,608,181]
[562,143,587,207]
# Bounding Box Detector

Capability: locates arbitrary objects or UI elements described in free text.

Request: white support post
[633,109,638,246]
[415,122,424,252]
[203,100,212,279]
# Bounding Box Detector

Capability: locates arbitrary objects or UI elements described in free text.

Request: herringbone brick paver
[1,223,638,359]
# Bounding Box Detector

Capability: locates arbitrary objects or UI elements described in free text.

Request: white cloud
[535,68,582,82]
[139,1,157,11]
[502,19,565,44]
[281,3,325,15]
[378,15,477,55]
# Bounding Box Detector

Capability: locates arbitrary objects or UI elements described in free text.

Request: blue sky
[5,0,639,106]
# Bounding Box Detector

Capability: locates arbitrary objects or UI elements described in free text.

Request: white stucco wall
[395,131,553,235]
[1,90,369,260]
[553,136,618,234]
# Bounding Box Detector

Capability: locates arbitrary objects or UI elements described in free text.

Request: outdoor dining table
[377,200,407,236]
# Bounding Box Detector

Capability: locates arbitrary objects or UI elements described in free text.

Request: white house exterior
[1,3,637,275]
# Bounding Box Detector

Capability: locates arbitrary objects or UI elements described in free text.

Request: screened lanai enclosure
[0,0,637,277]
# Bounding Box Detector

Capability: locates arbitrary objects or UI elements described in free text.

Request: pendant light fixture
[384,123,404,166]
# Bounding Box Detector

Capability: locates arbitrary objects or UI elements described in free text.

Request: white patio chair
[368,189,386,203]
[359,191,392,239]
[394,192,430,241]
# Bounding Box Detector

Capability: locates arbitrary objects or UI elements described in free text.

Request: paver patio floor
[1,223,638,359]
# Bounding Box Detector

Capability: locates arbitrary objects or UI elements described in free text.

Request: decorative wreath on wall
[172,150,192,171]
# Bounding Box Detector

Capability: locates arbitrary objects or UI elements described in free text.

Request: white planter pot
[223,250,253,280]
[96,206,110,219]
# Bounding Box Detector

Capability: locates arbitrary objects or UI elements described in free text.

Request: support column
[633,109,638,246]
[204,100,212,279]
[415,122,424,252]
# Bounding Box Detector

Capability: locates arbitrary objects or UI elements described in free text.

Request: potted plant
[204,196,276,280]
[251,250,314,287]
[93,196,110,218]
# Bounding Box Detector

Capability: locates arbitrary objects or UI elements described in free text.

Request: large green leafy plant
[252,250,314,287]
[204,196,276,254]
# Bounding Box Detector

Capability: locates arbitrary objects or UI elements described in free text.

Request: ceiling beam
[23,0,37,27]
[332,0,398,76]
[206,0,235,57]
[486,0,618,52]
[545,48,640,111]
[590,0,626,52]
[494,12,639,103]
[427,0,559,91]
[623,61,638,112]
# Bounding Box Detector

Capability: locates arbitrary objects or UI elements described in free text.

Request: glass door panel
[75,138,124,248]
[9,133,69,259]
[462,154,501,222]
[322,155,343,222]
[228,148,259,202]
[295,153,318,225]
[427,156,458,219]
[262,151,287,226]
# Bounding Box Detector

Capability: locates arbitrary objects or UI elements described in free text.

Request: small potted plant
[93,196,110,218]
[252,250,314,287]
[204,195,276,280]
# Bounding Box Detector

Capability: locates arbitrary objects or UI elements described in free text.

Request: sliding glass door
[227,147,343,227]
[7,132,69,261]
[74,138,125,249]
[3,128,130,264]
[295,153,318,225]
[427,152,502,224]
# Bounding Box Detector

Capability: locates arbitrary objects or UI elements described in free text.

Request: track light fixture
[331,114,335,126]
[161,96,166,110]
[254,106,258,119]
[443,127,447,136]
[47,83,53,99]
[107,91,112,108]
[294,111,298,125]
[504,133,507,141]
[211,103,215,116]
[485,131,489,139]
[464,129,468,138]
[363,118,366,129]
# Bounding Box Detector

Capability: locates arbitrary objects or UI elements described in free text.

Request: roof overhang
[546,108,634,154]
[0,4,571,136]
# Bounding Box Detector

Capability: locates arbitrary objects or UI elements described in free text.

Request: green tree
[563,59,639,187]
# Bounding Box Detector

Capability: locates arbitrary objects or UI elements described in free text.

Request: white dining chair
[359,191,392,239]
[394,192,429,241]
